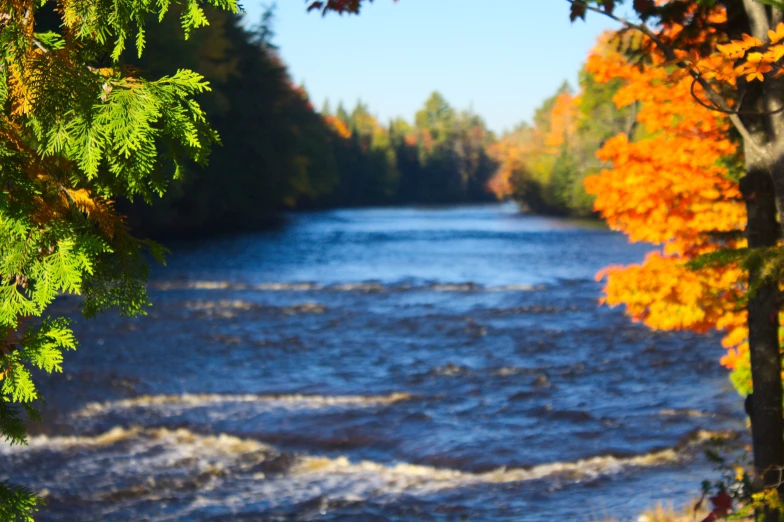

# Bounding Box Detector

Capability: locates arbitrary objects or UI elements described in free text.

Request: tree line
[122,7,506,237]
[122,7,633,237]
[487,70,635,217]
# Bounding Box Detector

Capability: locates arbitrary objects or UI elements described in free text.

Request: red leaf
[570,1,586,22]
[309,0,364,15]
[710,491,733,515]
[701,513,717,522]
[603,0,615,14]
[633,0,654,15]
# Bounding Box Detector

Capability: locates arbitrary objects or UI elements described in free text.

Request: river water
[4,204,745,521]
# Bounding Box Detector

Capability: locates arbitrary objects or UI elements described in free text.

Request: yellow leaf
[741,33,763,49]
[747,71,764,82]
[717,42,744,59]
[769,22,784,44]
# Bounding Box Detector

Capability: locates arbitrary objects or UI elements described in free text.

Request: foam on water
[260,429,736,514]
[1,427,274,506]
[6,427,268,455]
[73,392,414,418]
[0,427,734,512]
[284,429,734,494]
[32,207,740,520]
[150,280,539,293]
[181,300,326,315]
[292,448,678,491]
[1,426,145,451]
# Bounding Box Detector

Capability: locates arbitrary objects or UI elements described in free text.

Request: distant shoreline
[131,201,605,241]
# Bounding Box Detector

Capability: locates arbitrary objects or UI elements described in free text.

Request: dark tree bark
[740,169,784,511]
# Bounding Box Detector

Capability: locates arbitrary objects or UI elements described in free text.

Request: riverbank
[125,199,605,241]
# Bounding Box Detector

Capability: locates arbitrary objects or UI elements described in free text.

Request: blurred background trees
[486,52,637,218]
[122,6,638,238]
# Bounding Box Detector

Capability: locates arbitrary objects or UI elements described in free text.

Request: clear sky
[241,1,621,134]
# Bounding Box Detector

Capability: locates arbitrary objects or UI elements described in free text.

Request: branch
[567,0,771,163]
[689,79,784,117]
[32,38,47,53]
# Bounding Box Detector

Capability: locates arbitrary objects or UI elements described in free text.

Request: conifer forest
[6,0,784,520]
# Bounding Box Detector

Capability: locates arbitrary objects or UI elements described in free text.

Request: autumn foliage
[488,68,636,217]
[488,90,578,204]
[581,26,759,390]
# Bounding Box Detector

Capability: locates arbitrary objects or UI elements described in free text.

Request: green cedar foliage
[0,0,236,517]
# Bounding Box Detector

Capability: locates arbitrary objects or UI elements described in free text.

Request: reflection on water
[6,204,745,521]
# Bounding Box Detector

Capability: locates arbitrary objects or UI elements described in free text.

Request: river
[3,204,745,521]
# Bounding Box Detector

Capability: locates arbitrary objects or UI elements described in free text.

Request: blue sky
[241,1,621,134]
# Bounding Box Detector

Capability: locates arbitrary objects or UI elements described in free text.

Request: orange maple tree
[488,90,579,200]
[486,131,528,199]
[568,0,784,505]
[544,91,578,153]
[582,28,756,391]
[583,1,784,399]
[325,115,352,139]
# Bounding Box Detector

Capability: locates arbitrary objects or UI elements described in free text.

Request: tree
[0,0,236,517]
[487,63,632,216]
[568,0,784,505]
[583,34,748,393]
[122,6,340,236]
[414,92,459,201]
[452,109,497,201]
[346,101,399,202]
[488,85,576,214]
[315,92,495,206]
[409,92,497,203]
[415,91,456,145]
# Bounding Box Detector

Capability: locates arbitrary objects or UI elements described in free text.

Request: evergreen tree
[321,99,333,117]
[122,6,340,236]
[335,101,350,125]
[0,0,236,517]
[317,92,497,206]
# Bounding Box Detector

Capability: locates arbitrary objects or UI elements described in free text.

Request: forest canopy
[122,7,626,237]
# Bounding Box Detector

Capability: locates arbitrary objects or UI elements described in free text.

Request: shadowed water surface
[5,204,745,521]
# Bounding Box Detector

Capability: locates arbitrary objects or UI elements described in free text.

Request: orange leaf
[769,22,784,44]
[747,71,764,82]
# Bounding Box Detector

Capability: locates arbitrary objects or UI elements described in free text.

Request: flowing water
[5,204,746,521]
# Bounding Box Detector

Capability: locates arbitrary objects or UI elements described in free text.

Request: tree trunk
[740,168,784,506]
[735,4,784,503]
